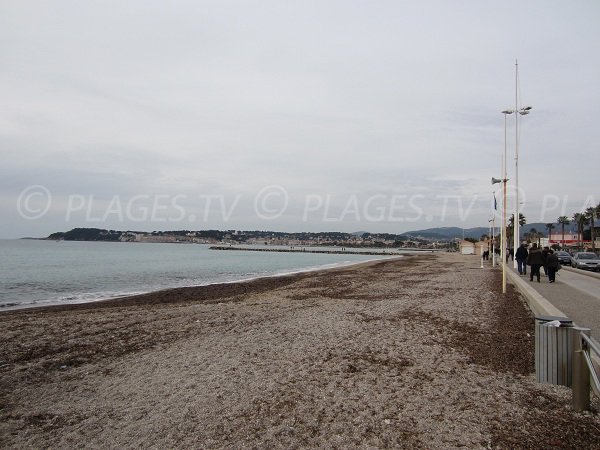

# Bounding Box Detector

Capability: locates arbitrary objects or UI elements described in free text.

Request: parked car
[570,252,600,271]
[555,251,572,265]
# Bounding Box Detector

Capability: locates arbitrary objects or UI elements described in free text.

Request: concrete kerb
[506,269,567,318]
[562,266,600,280]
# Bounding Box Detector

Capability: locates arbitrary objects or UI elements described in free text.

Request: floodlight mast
[513,60,533,268]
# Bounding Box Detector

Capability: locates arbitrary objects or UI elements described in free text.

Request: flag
[493,194,497,210]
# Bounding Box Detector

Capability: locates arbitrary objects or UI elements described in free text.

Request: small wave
[0,302,19,308]
[0,254,400,312]
[238,255,398,280]
[1,290,147,311]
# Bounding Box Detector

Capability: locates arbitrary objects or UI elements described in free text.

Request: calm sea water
[0,240,393,310]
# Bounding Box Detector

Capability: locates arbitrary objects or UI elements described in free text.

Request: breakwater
[209,246,406,256]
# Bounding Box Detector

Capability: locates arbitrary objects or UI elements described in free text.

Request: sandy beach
[1,253,599,449]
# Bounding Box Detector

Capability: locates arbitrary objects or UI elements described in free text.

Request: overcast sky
[1,1,599,238]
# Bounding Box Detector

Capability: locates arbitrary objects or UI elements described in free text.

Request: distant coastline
[40,227,458,250]
[35,223,568,247]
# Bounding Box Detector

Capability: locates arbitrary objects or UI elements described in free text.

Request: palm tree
[506,222,513,246]
[573,213,589,252]
[557,216,570,249]
[508,213,526,244]
[535,229,543,247]
[525,227,542,246]
[546,223,555,244]
[597,202,600,249]
[585,206,597,251]
[597,203,600,244]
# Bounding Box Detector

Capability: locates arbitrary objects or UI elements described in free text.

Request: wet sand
[1,253,599,448]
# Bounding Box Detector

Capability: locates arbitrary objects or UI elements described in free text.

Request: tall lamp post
[513,105,532,266]
[502,109,517,284]
[492,176,507,293]
[493,108,513,294]
[513,60,533,268]
[488,216,496,267]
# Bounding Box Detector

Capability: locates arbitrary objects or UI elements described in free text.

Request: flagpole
[492,191,497,267]
[492,214,496,267]
[514,59,519,269]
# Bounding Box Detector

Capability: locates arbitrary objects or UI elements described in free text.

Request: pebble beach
[1,253,599,448]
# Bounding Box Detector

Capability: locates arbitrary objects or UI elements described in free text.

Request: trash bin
[535,316,574,386]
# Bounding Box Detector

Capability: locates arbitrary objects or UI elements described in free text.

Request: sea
[0,239,396,311]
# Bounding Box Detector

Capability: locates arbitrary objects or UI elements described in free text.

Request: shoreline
[1,253,599,448]
[0,254,404,316]
[0,255,406,315]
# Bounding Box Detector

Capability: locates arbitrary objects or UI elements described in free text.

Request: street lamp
[514,59,532,268]
[492,176,507,294]
[501,109,514,172]
[513,104,532,268]
[501,109,514,267]
[488,216,496,267]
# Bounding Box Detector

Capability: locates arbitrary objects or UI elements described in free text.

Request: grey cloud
[1,1,599,237]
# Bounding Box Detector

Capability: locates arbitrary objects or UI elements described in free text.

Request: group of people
[515,243,561,283]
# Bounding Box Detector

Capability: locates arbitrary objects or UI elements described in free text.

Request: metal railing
[572,328,600,411]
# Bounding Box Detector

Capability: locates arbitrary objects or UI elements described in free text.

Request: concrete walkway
[506,264,600,337]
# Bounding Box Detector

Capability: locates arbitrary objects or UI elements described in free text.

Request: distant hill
[399,222,578,241]
[520,222,577,235]
[399,227,488,240]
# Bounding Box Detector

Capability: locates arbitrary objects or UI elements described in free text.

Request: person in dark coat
[546,249,560,283]
[541,246,550,276]
[506,247,514,263]
[515,243,529,275]
[526,243,544,283]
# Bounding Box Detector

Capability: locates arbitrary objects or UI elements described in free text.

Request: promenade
[506,262,600,338]
[504,260,600,397]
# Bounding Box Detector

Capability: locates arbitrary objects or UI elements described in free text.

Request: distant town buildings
[547,232,589,246]
[46,227,456,249]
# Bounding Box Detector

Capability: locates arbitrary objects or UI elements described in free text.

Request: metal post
[502,178,507,293]
[502,116,508,294]
[571,327,591,411]
[492,214,496,267]
[513,61,532,267]
[500,109,513,292]
[514,59,520,269]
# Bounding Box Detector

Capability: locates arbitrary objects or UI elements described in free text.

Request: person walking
[515,242,529,275]
[541,246,550,276]
[506,247,514,263]
[527,243,544,283]
[546,249,560,283]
